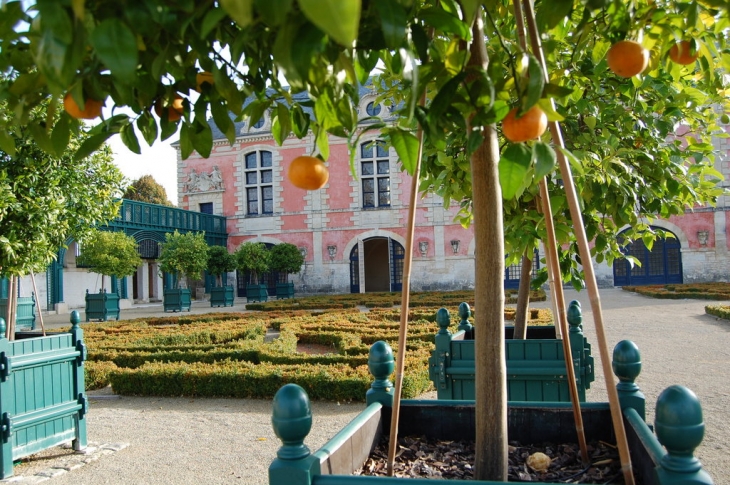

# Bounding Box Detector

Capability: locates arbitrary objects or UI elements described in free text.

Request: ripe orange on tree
[154,94,184,121]
[63,93,103,119]
[606,40,650,78]
[288,155,329,190]
[196,71,215,92]
[669,41,699,65]
[502,105,548,143]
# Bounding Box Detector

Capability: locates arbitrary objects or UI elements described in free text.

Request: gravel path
[7,288,730,485]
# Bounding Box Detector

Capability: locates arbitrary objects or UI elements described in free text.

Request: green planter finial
[271,384,312,461]
[654,385,712,485]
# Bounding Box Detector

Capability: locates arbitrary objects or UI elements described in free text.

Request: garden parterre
[81,301,552,402]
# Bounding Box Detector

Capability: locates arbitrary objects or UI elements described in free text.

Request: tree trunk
[470,16,508,481]
[512,252,533,339]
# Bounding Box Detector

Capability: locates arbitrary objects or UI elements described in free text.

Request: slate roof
[207,80,390,142]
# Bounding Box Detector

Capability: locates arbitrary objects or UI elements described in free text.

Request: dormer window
[366,101,381,117]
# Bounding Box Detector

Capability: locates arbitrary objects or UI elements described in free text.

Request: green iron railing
[110,199,227,246]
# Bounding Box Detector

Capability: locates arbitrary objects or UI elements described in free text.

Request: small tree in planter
[158,231,209,312]
[269,243,304,299]
[77,230,142,321]
[234,242,271,302]
[207,245,236,307]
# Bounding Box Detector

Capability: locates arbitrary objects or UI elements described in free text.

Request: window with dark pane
[366,101,381,116]
[244,150,274,216]
[199,202,213,214]
[360,140,391,209]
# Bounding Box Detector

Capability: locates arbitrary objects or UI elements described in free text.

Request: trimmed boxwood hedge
[245,289,547,311]
[705,304,730,320]
[81,302,552,401]
[623,283,730,300]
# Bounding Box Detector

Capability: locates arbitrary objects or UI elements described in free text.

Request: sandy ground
[9,288,730,485]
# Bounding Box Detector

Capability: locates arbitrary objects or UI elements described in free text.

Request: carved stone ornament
[184,166,224,193]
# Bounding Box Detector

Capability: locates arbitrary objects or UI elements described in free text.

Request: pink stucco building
[175,96,730,295]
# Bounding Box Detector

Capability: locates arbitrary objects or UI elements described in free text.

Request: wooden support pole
[521,1,634,482]
[512,0,587,464]
[30,272,46,336]
[386,94,427,477]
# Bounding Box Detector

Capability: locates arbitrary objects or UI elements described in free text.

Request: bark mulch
[356,435,625,483]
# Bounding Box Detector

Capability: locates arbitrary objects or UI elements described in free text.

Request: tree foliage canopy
[158,231,209,288]
[269,243,305,275]
[0,99,125,277]
[235,242,271,284]
[77,229,142,289]
[123,174,174,206]
[206,245,236,286]
[0,1,727,287]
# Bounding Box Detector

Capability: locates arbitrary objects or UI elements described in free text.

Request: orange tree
[1,0,729,480]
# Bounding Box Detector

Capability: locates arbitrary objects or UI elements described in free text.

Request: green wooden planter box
[84,289,121,322]
[0,312,87,479]
[0,295,36,330]
[164,288,192,312]
[276,282,295,299]
[210,286,235,307]
[246,284,269,303]
[428,301,594,402]
[268,340,713,485]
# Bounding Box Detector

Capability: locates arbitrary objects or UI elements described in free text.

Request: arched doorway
[349,237,404,293]
[613,229,683,286]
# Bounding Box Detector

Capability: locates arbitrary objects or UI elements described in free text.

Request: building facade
[176,97,730,294]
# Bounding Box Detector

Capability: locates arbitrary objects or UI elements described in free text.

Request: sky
[108,132,180,204]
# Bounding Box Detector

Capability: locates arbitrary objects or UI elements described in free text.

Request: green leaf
[190,122,213,158]
[389,128,419,175]
[0,130,16,157]
[51,115,71,156]
[298,0,360,46]
[291,105,311,139]
[316,127,330,160]
[27,123,55,154]
[521,55,544,113]
[159,114,178,142]
[201,8,227,38]
[89,19,138,84]
[211,99,235,145]
[584,115,596,130]
[136,111,158,146]
[74,133,114,161]
[179,123,194,160]
[254,0,293,26]
[373,0,407,49]
[543,83,574,99]
[535,0,573,30]
[419,8,470,40]
[499,143,532,200]
[220,0,254,28]
[120,123,141,154]
[532,141,556,180]
[460,0,480,28]
[272,103,292,146]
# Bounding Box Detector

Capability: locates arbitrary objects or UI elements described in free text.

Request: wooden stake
[29,272,46,336]
[511,0,587,465]
[521,1,635,482]
[386,93,427,477]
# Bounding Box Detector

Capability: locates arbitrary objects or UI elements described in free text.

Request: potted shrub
[77,230,142,321]
[269,243,304,299]
[235,242,271,302]
[207,245,236,307]
[158,231,209,312]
